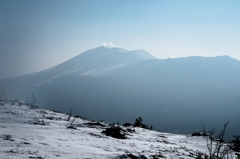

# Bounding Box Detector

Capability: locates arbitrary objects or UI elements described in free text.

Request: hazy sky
[1,0,240,79]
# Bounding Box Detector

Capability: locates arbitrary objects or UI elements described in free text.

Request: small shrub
[2,134,11,140]
[134,117,143,127]
[102,124,127,139]
[133,117,149,129]
[202,122,235,159]
[1,134,14,141]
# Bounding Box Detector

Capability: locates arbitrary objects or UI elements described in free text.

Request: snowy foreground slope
[0,101,213,159]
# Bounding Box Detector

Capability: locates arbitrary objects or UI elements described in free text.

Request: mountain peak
[31,46,156,83]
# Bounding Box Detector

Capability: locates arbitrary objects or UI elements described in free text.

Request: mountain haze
[1,46,240,139]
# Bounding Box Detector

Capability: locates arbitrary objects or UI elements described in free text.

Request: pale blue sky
[0,0,240,79]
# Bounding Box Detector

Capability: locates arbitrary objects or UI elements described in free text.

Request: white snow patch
[102,42,119,49]
[81,64,125,77]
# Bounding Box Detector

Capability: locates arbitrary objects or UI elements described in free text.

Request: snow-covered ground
[0,100,216,159]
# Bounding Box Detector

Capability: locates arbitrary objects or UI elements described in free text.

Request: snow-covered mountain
[0,100,228,159]
[0,47,240,140]
[31,46,155,85]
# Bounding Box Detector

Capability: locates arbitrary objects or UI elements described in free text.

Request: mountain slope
[0,100,212,159]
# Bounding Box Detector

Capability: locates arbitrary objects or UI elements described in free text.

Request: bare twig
[67,118,76,129]
[32,93,36,106]
[0,88,5,100]
[67,108,72,121]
